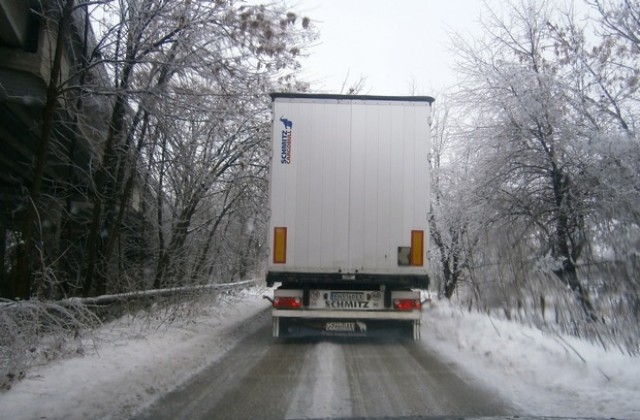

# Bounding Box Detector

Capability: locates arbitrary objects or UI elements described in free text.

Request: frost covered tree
[150,95,272,288]
[549,0,640,340]
[442,0,639,349]
[549,0,640,236]
[4,0,315,299]
[10,0,112,300]
[450,0,594,317]
[428,97,481,300]
[78,0,315,295]
[449,0,628,315]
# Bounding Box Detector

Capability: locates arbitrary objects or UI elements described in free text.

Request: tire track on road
[137,316,513,420]
[136,310,314,420]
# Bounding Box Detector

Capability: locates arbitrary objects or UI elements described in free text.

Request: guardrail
[63,279,257,307]
[0,279,257,310]
[68,279,260,321]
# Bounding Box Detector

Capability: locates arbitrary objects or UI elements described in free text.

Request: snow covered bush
[0,300,99,390]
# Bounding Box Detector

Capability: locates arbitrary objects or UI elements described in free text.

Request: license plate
[308,290,382,310]
[326,291,371,309]
[330,292,366,302]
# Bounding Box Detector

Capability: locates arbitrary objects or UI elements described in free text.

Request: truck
[265,93,434,340]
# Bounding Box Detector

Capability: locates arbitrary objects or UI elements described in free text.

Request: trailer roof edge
[269,92,435,104]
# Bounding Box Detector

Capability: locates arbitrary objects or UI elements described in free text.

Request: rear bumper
[272,308,421,321]
[272,313,421,340]
[266,271,429,289]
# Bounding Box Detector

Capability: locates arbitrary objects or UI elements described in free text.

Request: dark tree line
[2,0,315,300]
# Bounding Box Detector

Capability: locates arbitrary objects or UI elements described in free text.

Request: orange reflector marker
[273,296,301,309]
[394,298,422,311]
[410,230,424,266]
[273,227,287,264]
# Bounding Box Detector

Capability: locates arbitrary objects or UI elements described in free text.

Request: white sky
[292,0,487,96]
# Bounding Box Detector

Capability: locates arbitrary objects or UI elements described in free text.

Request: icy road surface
[135,310,511,419]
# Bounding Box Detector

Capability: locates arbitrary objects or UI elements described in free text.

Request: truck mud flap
[275,318,416,340]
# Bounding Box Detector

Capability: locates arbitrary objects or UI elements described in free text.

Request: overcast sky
[292,0,487,96]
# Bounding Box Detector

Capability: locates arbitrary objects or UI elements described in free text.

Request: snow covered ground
[0,287,638,419]
[424,302,640,419]
[0,286,272,420]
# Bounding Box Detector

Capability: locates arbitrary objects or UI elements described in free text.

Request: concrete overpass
[0,0,108,295]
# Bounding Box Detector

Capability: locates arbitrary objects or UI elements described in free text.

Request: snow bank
[422,301,640,419]
[0,286,271,420]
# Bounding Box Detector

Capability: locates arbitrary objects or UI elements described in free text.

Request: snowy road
[136,309,512,420]
[3,289,636,419]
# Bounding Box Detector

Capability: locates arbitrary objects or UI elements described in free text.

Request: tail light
[394,298,421,311]
[273,296,301,309]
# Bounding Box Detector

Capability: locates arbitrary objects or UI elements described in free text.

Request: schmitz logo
[325,321,367,334]
[279,116,293,164]
[325,322,356,332]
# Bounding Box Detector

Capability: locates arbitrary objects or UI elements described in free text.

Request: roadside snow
[1,290,638,419]
[0,286,271,420]
[422,301,640,420]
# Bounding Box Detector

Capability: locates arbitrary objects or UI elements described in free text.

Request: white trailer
[266,93,434,340]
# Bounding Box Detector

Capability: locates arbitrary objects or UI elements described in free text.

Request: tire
[413,320,421,341]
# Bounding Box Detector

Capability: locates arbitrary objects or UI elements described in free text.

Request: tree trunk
[551,170,597,322]
[554,259,598,322]
[14,0,74,300]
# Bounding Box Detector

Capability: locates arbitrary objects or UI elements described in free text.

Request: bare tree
[13,0,94,300]
[438,0,640,352]
[427,96,481,299]
[79,0,315,295]
[3,0,315,299]
[450,0,599,318]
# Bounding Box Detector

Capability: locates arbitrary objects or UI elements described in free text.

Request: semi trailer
[265,93,434,340]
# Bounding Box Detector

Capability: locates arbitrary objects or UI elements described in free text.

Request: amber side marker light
[410,230,424,266]
[273,227,287,264]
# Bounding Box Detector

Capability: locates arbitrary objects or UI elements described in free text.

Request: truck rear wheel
[413,320,421,341]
